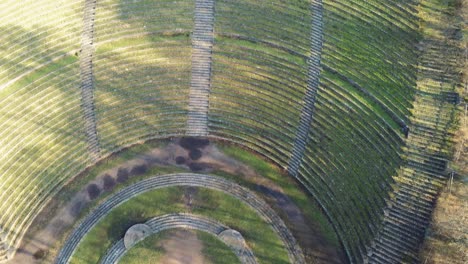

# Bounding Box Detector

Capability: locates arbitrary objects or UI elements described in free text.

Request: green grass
[323,0,417,119]
[70,187,289,264]
[118,232,165,264]
[119,231,167,264]
[118,229,240,264]
[199,231,241,264]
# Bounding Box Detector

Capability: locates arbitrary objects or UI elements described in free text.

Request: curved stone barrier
[100,213,256,264]
[55,173,305,264]
[123,224,152,249]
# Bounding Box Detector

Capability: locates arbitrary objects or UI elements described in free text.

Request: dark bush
[130,164,147,176]
[87,184,100,200]
[116,168,129,183]
[33,249,46,259]
[103,174,116,191]
[175,156,186,164]
[179,137,209,150]
[189,149,202,160]
[189,162,208,172]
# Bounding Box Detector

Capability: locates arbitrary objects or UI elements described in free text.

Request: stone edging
[55,173,305,264]
[101,213,257,264]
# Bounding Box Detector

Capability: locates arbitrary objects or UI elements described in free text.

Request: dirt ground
[12,138,345,264]
[158,229,205,264]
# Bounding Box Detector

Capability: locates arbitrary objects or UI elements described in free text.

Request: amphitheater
[0,0,465,263]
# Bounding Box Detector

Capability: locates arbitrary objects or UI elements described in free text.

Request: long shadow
[92,0,195,155]
[0,24,79,92]
[0,22,92,261]
[367,0,464,262]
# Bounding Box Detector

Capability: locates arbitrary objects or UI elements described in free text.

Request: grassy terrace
[207,0,419,262]
[94,0,194,155]
[295,0,421,262]
[0,0,89,255]
[118,229,240,264]
[209,0,311,168]
[322,0,418,123]
[299,73,404,260]
[366,0,464,262]
[0,0,83,88]
[70,187,289,264]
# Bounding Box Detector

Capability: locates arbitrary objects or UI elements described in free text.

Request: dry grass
[420,1,468,263]
[420,181,468,264]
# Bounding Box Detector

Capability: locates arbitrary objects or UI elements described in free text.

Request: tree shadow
[92,0,196,154]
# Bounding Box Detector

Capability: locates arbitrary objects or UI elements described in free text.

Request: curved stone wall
[55,173,304,264]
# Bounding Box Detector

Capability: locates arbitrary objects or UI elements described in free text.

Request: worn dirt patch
[158,229,205,264]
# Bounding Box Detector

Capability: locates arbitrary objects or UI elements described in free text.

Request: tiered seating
[367,1,462,261]
[292,1,423,262]
[322,0,419,122]
[99,240,125,264]
[0,0,89,259]
[209,0,311,168]
[93,0,194,155]
[298,71,405,262]
[0,0,83,90]
[0,0,460,263]
[56,173,305,264]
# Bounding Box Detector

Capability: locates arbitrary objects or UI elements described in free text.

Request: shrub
[116,168,129,183]
[130,164,148,176]
[102,174,116,191]
[179,137,209,150]
[33,249,46,260]
[175,156,186,164]
[87,184,101,200]
[189,149,202,160]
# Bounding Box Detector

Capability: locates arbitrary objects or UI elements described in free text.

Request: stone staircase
[187,0,215,136]
[288,0,323,177]
[80,0,100,161]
